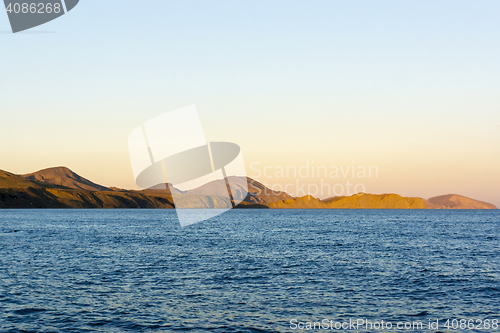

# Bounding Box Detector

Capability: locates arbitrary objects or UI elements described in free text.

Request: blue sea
[0,210,499,332]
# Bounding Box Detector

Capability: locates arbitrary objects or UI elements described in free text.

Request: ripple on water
[0,209,498,332]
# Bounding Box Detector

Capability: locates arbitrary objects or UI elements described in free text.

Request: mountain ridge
[0,167,497,209]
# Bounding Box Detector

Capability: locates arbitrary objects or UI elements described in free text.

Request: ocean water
[0,209,498,332]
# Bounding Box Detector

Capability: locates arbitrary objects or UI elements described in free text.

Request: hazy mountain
[22,167,111,192]
[426,194,498,209]
[185,176,245,200]
[245,178,293,204]
[183,176,292,204]
[140,183,183,196]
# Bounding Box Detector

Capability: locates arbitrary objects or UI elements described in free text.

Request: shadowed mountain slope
[0,169,44,189]
[1,170,174,209]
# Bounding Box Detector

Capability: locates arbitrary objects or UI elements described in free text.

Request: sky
[1,0,499,206]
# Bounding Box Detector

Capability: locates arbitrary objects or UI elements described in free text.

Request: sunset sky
[1,1,499,206]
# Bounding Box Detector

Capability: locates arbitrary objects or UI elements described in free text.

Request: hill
[0,169,47,189]
[426,194,498,209]
[0,170,174,209]
[269,193,427,209]
[323,193,427,209]
[22,167,111,191]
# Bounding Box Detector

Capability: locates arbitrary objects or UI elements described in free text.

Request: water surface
[0,209,499,332]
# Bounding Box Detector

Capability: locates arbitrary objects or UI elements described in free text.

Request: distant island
[0,167,497,209]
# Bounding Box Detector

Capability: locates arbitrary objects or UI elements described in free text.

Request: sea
[0,209,498,332]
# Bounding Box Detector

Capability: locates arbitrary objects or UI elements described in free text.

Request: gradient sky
[1,1,499,206]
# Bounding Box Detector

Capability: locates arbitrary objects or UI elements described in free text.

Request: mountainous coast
[0,167,496,209]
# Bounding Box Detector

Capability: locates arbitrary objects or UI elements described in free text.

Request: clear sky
[1,1,499,206]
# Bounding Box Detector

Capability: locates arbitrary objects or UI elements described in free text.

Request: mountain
[0,169,44,189]
[268,195,327,209]
[245,178,293,204]
[0,167,497,209]
[140,183,183,196]
[269,193,427,209]
[323,193,427,209]
[183,176,292,204]
[22,167,111,192]
[0,170,174,209]
[426,194,498,209]
[0,168,259,209]
[184,176,246,200]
